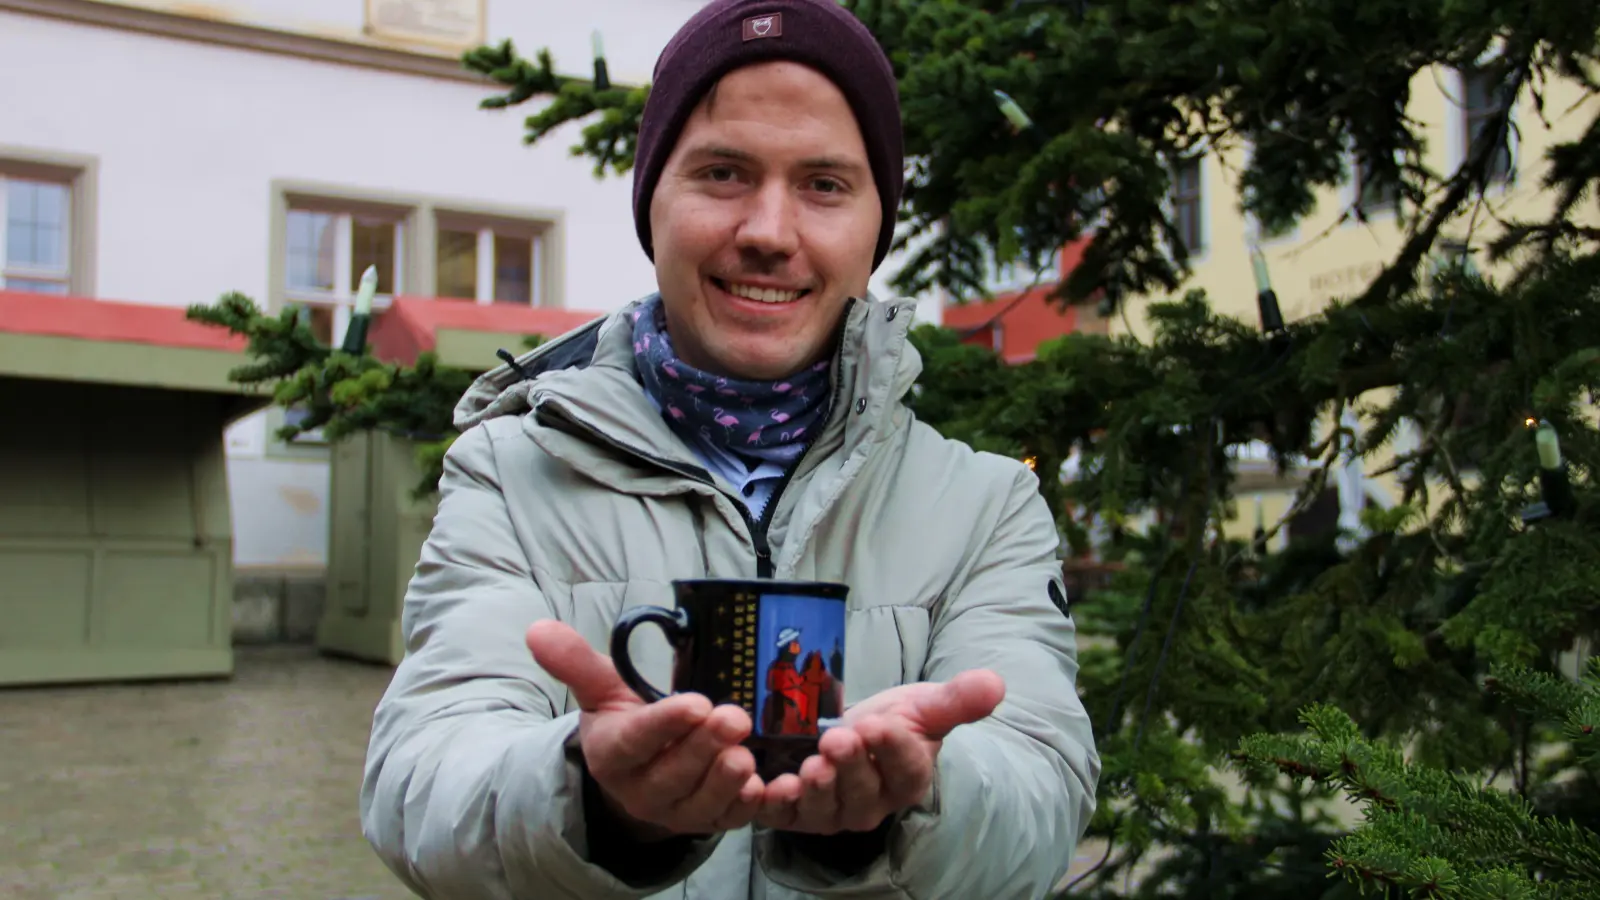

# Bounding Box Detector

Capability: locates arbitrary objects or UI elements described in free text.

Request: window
[1171,157,1205,255]
[1354,156,1400,215]
[434,217,549,305]
[1,175,72,294]
[1462,68,1515,184]
[282,200,407,344]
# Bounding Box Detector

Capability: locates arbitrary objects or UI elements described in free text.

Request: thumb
[525,619,636,712]
[909,669,1005,740]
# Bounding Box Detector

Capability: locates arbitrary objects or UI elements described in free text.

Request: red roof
[941,238,1094,364]
[0,290,248,352]
[368,295,604,365]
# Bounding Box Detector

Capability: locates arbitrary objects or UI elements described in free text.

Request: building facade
[1116,60,1596,543]
[0,0,935,579]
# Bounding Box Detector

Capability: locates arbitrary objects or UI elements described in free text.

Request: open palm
[756,670,1006,834]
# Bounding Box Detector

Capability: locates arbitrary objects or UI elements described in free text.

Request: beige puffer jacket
[360,294,1100,900]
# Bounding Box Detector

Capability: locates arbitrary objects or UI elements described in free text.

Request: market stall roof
[0,290,261,402]
[369,296,604,370]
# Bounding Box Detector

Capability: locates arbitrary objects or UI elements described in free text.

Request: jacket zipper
[745,309,849,578]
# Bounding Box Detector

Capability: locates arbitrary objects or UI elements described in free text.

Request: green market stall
[316,296,597,665]
[0,290,264,687]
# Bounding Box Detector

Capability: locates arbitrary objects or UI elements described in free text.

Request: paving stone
[0,646,415,899]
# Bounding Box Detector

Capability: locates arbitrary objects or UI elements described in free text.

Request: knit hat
[632,0,904,272]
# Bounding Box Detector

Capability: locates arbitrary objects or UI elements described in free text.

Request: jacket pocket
[891,605,931,683]
[843,605,931,706]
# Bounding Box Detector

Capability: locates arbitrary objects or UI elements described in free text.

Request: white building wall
[0,0,931,571]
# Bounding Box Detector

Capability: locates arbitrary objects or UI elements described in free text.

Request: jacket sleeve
[759,461,1101,899]
[359,424,720,899]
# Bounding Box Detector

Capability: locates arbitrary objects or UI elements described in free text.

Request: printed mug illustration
[753,594,846,737]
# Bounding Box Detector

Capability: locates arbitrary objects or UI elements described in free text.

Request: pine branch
[462,38,649,177]
[1234,686,1600,898]
[185,293,543,497]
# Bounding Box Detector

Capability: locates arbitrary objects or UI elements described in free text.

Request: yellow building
[1110,61,1595,546]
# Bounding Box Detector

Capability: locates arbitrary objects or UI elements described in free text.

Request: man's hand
[755,670,1005,835]
[525,620,766,841]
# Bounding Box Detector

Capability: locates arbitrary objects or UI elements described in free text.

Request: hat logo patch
[742,13,782,41]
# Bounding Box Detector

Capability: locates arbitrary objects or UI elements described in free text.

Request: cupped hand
[526,620,766,840]
[755,669,1006,835]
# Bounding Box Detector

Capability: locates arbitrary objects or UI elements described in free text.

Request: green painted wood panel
[0,332,255,395]
[0,376,247,686]
[317,431,437,666]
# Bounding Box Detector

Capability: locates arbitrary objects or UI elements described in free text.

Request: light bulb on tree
[592,29,610,91]
[1248,242,1286,338]
[1536,420,1562,469]
[1522,418,1575,523]
[341,264,378,356]
[993,89,1034,133]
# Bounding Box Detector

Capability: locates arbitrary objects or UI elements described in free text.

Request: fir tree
[185,1,1600,893]
[461,1,1600,895]
[1232,662,1600,898]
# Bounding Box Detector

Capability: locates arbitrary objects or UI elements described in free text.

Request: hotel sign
[365,0,486,50]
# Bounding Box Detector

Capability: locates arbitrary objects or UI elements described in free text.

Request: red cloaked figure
[761,627,812,736]
[801,650,841,725]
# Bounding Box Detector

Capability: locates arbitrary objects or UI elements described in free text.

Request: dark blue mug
[611,578,849,779]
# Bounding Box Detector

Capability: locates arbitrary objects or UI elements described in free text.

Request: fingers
[854,714,931,807]
[649,706,751,806]
[825,729,887,831]
[667,742,759,830]
[906,669,1005,740]
[792,754,841,833]
[584,692,714,775]
[758,773,803,829]
[588,703,760,835]
[526,620,636,712]
[712,771,766,831]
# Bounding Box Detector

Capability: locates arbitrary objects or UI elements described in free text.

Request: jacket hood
[452,293,925,458]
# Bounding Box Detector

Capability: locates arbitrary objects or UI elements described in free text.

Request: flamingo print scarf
[631,297,831,454]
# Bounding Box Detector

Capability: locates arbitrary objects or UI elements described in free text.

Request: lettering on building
[1307,261,1384,302]
[365,0,485,49]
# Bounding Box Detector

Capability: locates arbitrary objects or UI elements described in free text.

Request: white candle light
[355,265,378,317]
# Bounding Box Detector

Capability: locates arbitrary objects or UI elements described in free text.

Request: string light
[1248,243,1286,338]
[592,29,611,91]
[1521,418,1575,524]
[993,89,1035,133]
[339,265,379,356]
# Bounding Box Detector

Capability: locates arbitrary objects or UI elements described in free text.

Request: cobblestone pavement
[0,645,1108,899]
[0,646,414,900]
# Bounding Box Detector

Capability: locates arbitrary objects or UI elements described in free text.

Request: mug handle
[610,606,693,702]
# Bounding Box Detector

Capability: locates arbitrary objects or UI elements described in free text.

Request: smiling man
[359,1,1099,898]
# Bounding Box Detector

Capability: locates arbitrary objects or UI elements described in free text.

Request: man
[359,0,1100,897]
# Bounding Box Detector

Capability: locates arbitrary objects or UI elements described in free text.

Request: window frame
[0,147,98,297]
[264,180,565,458]
[279,193,413,349]
[432,210,557,307]
[1452,64,1519,189]
[1167,153,1209,260]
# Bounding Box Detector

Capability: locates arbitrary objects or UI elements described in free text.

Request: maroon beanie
[632,0,904,272]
